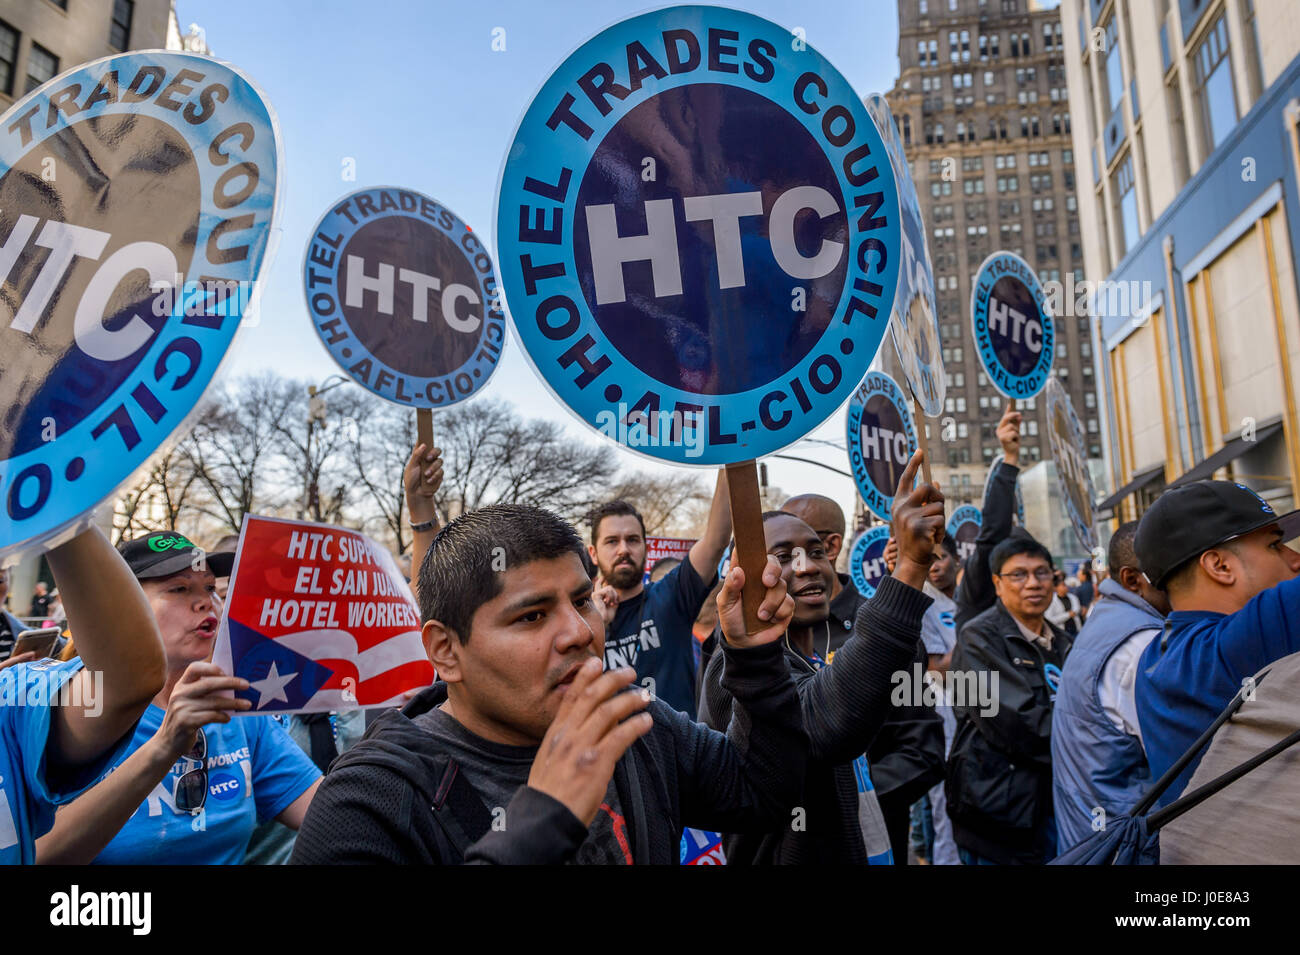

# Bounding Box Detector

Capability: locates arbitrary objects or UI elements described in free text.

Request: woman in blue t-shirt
[35,532,321,865]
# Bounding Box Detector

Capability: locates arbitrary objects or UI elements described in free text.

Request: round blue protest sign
[985,451,1026,525]
[846,371,917,523]
[970,250,1054,399]
[849,525,891,599]
[304,187,504,408]
[946,505,981,563]
[865,94,944,417]
[496,5,901,466]
[0,51,281,559]
[1045,377,1098,553]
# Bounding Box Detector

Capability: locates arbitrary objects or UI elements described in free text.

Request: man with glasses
[34,532,321,864]
[945,536,1072,864]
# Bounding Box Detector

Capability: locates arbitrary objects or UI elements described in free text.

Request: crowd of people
[3,401,1300,866]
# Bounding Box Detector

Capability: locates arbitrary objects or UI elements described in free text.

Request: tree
[432,399,616,526]
[340,392,419,554]
[604,469,713,537]
[183,374,296,534]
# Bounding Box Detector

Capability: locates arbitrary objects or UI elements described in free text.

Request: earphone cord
[784,620,833,672]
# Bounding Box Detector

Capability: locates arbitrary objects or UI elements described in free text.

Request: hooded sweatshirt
[289,639,806,864]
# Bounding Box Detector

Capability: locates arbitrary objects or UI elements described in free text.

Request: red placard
[213,514,435,714]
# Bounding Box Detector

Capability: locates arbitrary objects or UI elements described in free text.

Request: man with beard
[587,473,732,716]
[946,536,1072,864]
[784,494,944,863]
[700,451,945,864]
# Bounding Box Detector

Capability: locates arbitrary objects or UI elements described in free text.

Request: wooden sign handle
[417,407,434,454]
[911,395,934,489]
[724,459,767,635]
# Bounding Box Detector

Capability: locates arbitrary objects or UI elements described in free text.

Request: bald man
[781,495,847,598]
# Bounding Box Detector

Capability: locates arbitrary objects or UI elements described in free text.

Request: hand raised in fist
[404,442,443,529]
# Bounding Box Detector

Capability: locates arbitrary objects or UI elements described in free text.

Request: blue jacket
[1052,578,1164,851]
[1136,573,1300,807]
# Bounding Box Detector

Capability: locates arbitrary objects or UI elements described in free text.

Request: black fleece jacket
[954,459,1021,635]
[288,639,807,864]
[698,575,932,864]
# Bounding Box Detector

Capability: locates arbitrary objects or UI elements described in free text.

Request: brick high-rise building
[884,0,1100,507]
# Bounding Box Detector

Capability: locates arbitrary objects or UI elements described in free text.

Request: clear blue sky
[179,0,903,517]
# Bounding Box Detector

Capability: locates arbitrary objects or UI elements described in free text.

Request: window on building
[929,40,938,65]
[110,0,134,52]
[25,43,57,94]
[0,20,17,96]
[961,29,970,61]
[950,31,960,63]
[920,0,928,13]
[1114,152,1140,255]
[1193,13,1238,152]
[1104,17,1124,115]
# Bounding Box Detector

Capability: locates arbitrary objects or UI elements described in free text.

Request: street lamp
[303,375,350,520]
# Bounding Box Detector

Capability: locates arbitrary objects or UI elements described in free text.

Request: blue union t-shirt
[92,705,320,865]
[604,559,713,716]
[1,659,135,865]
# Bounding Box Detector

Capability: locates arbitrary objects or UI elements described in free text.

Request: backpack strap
[1131,665,1272,817]
[1147,722,1300,832]
[428,757,494,860]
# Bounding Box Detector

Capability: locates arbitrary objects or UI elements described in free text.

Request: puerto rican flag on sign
[212,514,434,714]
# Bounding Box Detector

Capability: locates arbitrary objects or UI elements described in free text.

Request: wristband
[409,519,438,532]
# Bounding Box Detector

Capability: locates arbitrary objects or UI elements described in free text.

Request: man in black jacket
[798,501,944,864]
[290,503,806,864]
[955,401,1024,634]
[946,536,1072,865]
[700,450,946,864]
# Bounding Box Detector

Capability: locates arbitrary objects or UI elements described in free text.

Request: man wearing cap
[1133,481,1300,807]
[35,531,321,864]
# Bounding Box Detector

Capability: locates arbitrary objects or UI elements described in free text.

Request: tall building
[1061,0,1300,523]
[0,0,173,112]
[885,0,1100,512]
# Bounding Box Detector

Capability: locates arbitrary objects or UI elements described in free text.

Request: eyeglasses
[174,728,207,813]
[996,568,1055,585]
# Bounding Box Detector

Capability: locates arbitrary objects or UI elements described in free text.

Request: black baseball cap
[117,532,235,580]
[1135,481,1300,589]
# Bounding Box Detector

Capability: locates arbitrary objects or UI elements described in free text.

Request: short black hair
[762,509,797,523]
[587,500,645,544]
[1108,520,1142,573]
[939,532,957,557]
[418,503,588,642]
[990,536,1054,575]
